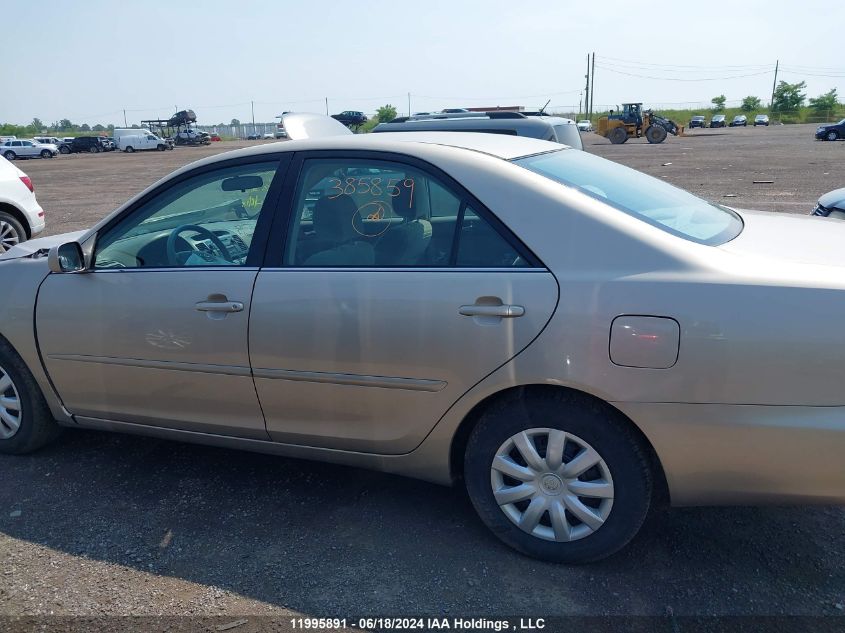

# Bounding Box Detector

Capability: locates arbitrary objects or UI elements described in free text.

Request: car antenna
[539,99,551,114]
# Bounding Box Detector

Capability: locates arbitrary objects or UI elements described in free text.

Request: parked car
[729,115,747,127]
[754,114,770,127]
[263,133,275,139]
[709,114,726,128]
[576,120,593,132]
[61,136,109,154]
[4,112,845,564]
[688,115,706,129]
[374,111,583,150]
[1,139,58,160]
[98,137,116,151]
[441,108,470,113]
[34,136,67,150]
[210,133,222,142]
[246,133,261,140]
[0,156,45,252]
[811,187,845,218]
[331,110,368,127]
[815,119,845,141]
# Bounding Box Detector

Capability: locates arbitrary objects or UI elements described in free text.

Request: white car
[577,119,593,132]
[263,133,275,139]
[0,156,45,252]
[1,139,59,160]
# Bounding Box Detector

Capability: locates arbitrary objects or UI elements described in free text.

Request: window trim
[92,153,291,270]
[263,150,544,269]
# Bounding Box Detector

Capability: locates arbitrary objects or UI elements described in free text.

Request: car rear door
[248,152,558,455]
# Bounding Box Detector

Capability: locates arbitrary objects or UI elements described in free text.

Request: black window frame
[263,149,544,269]
[91,152,292,270]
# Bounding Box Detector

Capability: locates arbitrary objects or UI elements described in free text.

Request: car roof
[174,132,563,175]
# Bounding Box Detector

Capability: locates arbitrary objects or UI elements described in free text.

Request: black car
[688,115,706,128]
[331,110,368,127]
[815,119,845,141]
[710,114,727,128]
[811,187,845,218]
[61,136,109,154]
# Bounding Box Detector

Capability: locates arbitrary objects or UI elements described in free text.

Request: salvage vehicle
[2,113,845,564]
[730,115,747,127]
[815,119,845,141]
[0,156,45,252]
[754,114,769,126]
[688,115,706,129]
[1,139,59,160]
[709,114,726,128]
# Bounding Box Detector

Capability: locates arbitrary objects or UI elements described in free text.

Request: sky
[3,0,843,127]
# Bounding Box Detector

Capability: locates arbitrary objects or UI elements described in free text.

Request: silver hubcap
[490,428,614,542]
[0,364,22,439]
[0,221,22,253]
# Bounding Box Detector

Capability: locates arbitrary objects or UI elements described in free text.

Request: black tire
[0,211,26,253]
[464,389,653,564]
[157,144,166,151]
[3,151,16,160]
[125,146,134,153]
[645,125,668,144]
[0,337,61,455]
[826,130,839,141]
[607,127,628,145]
[40,150,52,159]
[59,145,71,154]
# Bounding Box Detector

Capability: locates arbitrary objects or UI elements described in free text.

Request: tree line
[709,83,839,114]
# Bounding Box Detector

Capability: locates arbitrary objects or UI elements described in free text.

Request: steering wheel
[166,224,232,266]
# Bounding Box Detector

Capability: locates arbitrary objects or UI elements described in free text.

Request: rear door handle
[195,301,244,313]
[459,304,525,318]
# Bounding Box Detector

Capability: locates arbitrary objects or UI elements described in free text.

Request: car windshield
[513,149,743,245]
[693,116,704,120]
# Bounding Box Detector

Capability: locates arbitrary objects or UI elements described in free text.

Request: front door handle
[195,301,244,313]
[459,304,525,318]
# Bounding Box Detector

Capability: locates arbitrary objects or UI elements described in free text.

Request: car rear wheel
[40,150,52,159]
[608,127,628,144]
[125,146,134,153]
[3,151,16,160]
[464,389,653,563]
[0,338,61,454]
[157,144,166,151]
[0,212,26,253]
[826,130,839,141]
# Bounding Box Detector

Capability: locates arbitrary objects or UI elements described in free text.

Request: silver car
[1,114,844,563]
[1,139,59,160]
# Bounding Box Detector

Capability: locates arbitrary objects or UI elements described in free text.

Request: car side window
[94,161,280,269]
[284,158,530,268]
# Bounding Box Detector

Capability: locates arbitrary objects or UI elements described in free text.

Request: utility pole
[584,54,590,123]
[123,109,127,127]
[578,91,582,117]
[770,59,779,111]
[325,97,329,116]
[589,52,595,118]
[251,100,256,135]
[408,92,411,117]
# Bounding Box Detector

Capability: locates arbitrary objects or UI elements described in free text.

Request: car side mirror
[48,242,86,273]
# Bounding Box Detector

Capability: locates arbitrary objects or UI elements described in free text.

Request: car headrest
[313,194,358,242]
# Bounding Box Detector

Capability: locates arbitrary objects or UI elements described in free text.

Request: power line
[596,54,773,71]
[594,64,774,82]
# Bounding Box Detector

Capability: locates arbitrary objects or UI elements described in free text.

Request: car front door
[248,153,559,454]
[36,155,289,438]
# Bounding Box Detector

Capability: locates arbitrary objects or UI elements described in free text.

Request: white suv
[0,156,45,252]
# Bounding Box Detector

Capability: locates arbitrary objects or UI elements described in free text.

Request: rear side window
[553,124,583,150]
[284,158,532,268]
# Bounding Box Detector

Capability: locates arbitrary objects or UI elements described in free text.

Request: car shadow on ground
[1,429,843,616]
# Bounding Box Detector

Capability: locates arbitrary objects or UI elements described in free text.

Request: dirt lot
[2,125,845,622]
[17,123,845,239]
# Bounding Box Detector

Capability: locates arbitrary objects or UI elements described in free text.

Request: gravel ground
[2,124,845,622]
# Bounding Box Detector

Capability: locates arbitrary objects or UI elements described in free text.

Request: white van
[113,129,171,153]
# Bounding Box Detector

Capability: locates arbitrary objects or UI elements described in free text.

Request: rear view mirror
[222,175,263,192]
[48,242,85,273]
